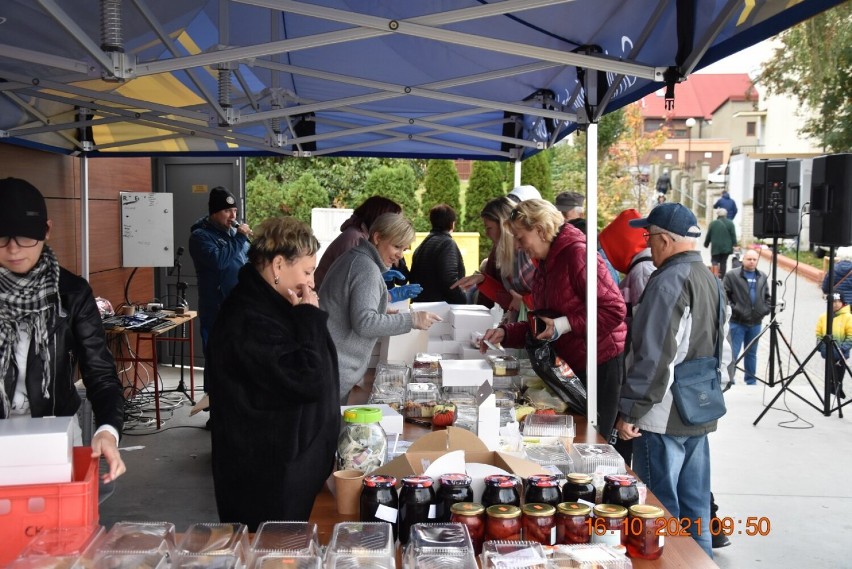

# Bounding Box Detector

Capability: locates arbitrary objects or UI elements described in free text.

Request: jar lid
[484,474,518,488]
[486,504,521,519]
[522,503,556,517]
[593,504,628,518]
[566,473,593,485]
[557,502,592,516]
[402,475,434,488]
[439,473,472,486]
[629,504,665,519]
[363,474,397,488]
[527,474,559,488]
[604,474,636,486]
[451,502,485,516]
[343,406,383,423]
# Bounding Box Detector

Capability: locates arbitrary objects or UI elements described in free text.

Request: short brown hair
[429,204,456,232]
[248,216,319,267]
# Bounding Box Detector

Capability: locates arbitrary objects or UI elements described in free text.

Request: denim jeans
[730,321,762,384]
[633,432,713,557]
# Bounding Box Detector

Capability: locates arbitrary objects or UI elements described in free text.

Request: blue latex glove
[383,269,406,283]
[389,283,423,302]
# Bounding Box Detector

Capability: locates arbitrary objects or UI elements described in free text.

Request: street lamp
[685,117,696,173]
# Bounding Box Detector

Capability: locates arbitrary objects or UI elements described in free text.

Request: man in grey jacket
[723,249,771,385]
[616,203,730,557]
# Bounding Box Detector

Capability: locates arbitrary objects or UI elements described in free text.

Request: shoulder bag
[670,278,728,426]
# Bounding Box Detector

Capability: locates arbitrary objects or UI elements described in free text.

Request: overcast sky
[696,39,777,77]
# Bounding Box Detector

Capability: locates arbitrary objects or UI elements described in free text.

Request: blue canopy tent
[0,0,842,427]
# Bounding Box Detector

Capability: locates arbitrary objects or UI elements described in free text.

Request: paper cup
[333,469,366,515]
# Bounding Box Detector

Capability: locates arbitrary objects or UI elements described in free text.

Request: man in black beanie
[188,186,252,352]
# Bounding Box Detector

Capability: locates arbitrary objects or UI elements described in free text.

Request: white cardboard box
[379,329,429,364]
[440,359,493,387]
[0,462,73,486]
[341,404,404,435]
[0,416,73,468]
[446,305,490,325]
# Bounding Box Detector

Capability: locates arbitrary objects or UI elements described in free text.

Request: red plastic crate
[0,447,99,565]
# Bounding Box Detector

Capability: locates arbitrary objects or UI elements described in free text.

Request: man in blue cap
[615,202,731,556]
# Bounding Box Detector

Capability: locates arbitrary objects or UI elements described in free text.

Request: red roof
[638,74,758,120]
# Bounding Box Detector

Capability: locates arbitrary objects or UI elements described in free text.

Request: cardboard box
[378,427,542,484]
[0,462,74,486]
[0,417,73,468]
[341,404,404,435]
[378,329,429,364]
[440,359,493,387]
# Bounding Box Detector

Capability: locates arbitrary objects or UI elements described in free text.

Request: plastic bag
[524,332,588,415]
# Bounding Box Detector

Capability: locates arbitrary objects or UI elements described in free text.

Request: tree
[360,164,420,221]
[465,161,505,260]
[421,160,461,225]
[757,3,851,152]
[280,173,328,224]
[245,174,286,228]
[520,152,553,201]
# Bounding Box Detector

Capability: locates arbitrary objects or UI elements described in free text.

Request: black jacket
[409,231,466,304]
[1,269,124,435]
[207,264,340,530]
[723,267,771,326]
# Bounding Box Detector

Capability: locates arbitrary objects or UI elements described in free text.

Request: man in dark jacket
[188,187,252,349]
[713,191,738,221]
[704,208,738,277]
[723,249,771,384]
[409,204,466,304]
[0,178,125,482]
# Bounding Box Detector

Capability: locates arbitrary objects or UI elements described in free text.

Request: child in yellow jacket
[815,293,852,399]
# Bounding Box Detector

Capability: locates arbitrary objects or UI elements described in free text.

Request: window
[746,121,756,136]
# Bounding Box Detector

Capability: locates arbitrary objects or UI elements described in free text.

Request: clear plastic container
[375,362,412,387]
[413,353,442,379]
[19,526,104,559]
[172,554,240,568]
[252,554,322,569]
[488,355,520,377]
[6,558,82,569]
[95,522,175,556]
[337,407,388,473]
[568,444,627,475]
[404,383,439,418]
[325,522,395,569]
[177,523,248,559]
[524,414,575,439]
[523,444,574,475]
[91,552,169,569]
[402,522,477,569]
[250,522,320,559]
[549,544,633,568]
[480,541,548,569]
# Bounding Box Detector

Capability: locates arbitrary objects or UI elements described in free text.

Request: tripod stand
[754,247,852,424]
[165,247,194,404]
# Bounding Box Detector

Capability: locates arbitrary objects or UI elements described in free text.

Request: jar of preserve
[562,473,596,504]
[360,475,398,540]
[398,475,435,545]
[450,502,485,555]
[337,407,388,473]
[627,504,665,560]
[521,503,556,545]
[435,473,474,522]
[485,504,522,541]
[482,474,521,509]
[556,502,591,545]
[526,475,562,508]
[590,504,628,546]
[602,474,639,509]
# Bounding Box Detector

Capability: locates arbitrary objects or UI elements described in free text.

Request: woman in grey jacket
[320,213,442,403]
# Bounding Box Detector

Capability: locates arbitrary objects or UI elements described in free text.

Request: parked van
[708,164,729,185]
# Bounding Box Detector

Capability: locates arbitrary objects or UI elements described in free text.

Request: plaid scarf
[0,245,60,417]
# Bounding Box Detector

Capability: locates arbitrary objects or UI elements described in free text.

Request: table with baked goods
[308,376,720,569]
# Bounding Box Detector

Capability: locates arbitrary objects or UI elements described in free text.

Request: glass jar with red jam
[556,502,591,545]
[591,504,628,547]
[360,474,398,540]
[436,473,474,522]
[450,502,485,555]
[521,503,556,545]
[399,475,435,545]
[485,504,522,541]
[482,474,521,509]
[525,475,562,508]
[562,473,596,504]
[602,475,639,509]
[627,504,665,560]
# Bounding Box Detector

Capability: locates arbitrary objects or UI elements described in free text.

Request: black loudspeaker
[753,159,801,238]
[810,153,852,247]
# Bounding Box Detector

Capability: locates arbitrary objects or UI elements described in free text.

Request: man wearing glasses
[0,178,126,484]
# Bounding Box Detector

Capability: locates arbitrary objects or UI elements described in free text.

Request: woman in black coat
[207,216,340,531]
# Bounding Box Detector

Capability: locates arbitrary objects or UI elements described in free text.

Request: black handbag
[670,278,728,426]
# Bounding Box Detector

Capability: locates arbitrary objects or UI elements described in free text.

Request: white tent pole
[514,160,522,187]
[80,154,90,281]
[585,123,598,431]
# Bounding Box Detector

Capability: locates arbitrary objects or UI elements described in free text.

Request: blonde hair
[509,199,564,242]
[248,216,319,267]
[480,196,516,279]
[369,212,415,247]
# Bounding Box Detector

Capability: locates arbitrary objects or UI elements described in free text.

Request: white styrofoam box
[341,404,404,435]
[379,329,429,366]
[428,321,452,339]
[0,461,73,486]
[440,359,493,387]
[457,346,504,360]
[451,311,493,330]
[446,305,490,325]
[0,416,73,468]
[477,396,501,451]
[410,301,452,320]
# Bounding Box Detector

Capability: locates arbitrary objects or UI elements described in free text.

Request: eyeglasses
[0,236,40,248]
[509,208,524,221]
[643,232,666,243]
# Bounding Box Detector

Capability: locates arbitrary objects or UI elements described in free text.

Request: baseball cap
[209,186,238,215]
[506,185,541,203]
[555,191,584,211]
[628,202,701,237]
[0,178,48,240]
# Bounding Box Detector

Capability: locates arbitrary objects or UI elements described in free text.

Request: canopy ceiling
[0,0,842,160]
